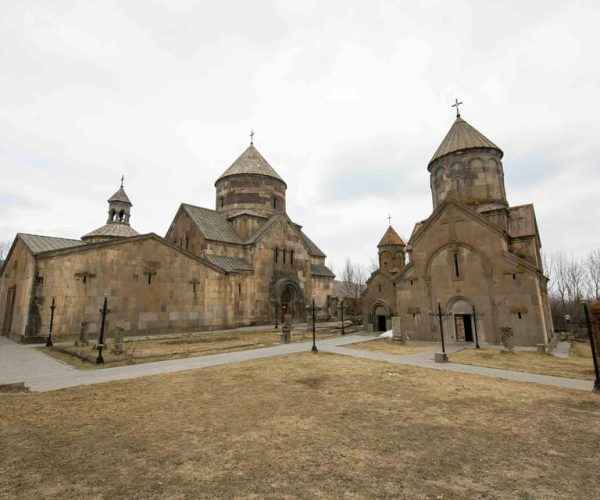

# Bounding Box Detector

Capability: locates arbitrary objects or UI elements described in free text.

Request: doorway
[454,314,473,342]
[2,287,16,337]
[377,315,387,332]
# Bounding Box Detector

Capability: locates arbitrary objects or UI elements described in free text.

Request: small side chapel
[362,107,553,346]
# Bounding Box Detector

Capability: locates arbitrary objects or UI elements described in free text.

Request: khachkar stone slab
[500,327,515,353]
[280,314,292,344]
[391,316,405,343]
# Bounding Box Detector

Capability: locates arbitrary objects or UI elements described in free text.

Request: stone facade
[363,114,553,346]
[0,144,334,342]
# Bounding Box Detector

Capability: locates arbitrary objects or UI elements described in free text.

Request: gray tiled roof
[300,231,326,258]
[108,187,132,205]
[81,223,139,240]
[311,264,335,278]
[429,116,502,166]
[216,145,286,186]
[203,254,253,273]
[182,204,243,244]
[18,233,84,255]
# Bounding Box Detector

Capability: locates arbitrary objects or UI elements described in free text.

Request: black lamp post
[274,300,279,329]
[45,297,56,347]
[96,295,110,365]
[340,299,345,335]
[306,298,319,352]
[472,305,483,349]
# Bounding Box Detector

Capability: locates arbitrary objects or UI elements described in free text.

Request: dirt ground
[449,342,596,380]
[346,338,437,355]
[1,353,599,499]
[39,327,332,369]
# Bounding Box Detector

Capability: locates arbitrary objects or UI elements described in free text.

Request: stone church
[362,111,553,346]
[0,142,334,342]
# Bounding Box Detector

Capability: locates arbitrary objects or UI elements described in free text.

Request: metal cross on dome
[387,214,392,225]
[250,129,254,146]
[452,98,463,118]
[120,175,124,188]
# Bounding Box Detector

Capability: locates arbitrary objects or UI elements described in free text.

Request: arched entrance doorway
[271,278,304,323]
[369,300,392,332]
[449,297,474,342]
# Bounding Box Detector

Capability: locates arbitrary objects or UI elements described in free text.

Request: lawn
[346,338,437,356]
[1,353,599,499]
[39,327,334,369]
[449,342,596,380]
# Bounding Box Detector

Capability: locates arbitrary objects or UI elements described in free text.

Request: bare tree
[338,258,368,298]
[0,240,11,262]
[585,249,600,302]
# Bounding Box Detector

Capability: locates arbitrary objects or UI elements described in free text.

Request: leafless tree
[585,249,600,302]
[338,259,368,298]
[0,240,11,262]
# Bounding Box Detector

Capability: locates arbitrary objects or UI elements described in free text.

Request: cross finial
[452,98,463,118]
[250,129,254,146]
[120,175,124,188]
[387,214,392,226]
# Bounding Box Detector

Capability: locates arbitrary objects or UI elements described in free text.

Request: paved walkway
[0,335,595,393]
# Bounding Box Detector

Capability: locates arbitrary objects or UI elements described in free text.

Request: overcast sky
[1,0,599,273]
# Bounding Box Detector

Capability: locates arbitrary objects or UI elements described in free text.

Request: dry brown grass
[346,338,436,356]
[39,328,322,369]
[1,353,599,499]
[449,342,596,380]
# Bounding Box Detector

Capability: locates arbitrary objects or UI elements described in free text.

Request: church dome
[428,114,508,212]
[428,116,503,169]
[216,144,286,187]
[214,142,287,218]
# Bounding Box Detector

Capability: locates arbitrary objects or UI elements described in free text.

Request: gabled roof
[108,187,132,205]
[18,233,84,255]
[409,200,507,247]
[429,116,503,167]
[299,231,326,258]
[181,204,243,244]
[203,254,253,273]
[82,223,139,241]
[311,264,335,278]
[377,225,406,247]
[216,144,286,187]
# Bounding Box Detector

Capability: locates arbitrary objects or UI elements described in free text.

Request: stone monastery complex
[0,110,553,346]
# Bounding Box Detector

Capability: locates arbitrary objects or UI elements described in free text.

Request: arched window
[119,210,125,222]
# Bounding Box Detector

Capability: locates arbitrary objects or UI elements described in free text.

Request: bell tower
[377,225,406,274]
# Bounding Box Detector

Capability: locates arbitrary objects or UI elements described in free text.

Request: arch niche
[271,278,304,322]
[369,300,392,332]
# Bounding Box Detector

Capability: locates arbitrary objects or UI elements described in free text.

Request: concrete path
[0,334,595,393]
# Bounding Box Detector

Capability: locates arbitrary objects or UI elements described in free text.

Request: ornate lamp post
[306,299,320,352]
[45,297,56,347]
[274,300,279,329]
[96,295,110,365]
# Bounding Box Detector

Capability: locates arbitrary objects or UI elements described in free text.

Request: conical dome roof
[429,116,502,167]
[108,187,132,205]
[216,145,286,187]
[377,225,406,247]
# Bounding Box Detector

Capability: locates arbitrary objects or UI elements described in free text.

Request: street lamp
[340,299,345,335]
[274,300,279,329]
[565,304,600,391]
[45,297,56,347]
[306,298,320,352]
[96,295,110,365]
